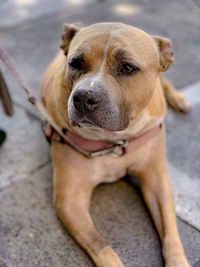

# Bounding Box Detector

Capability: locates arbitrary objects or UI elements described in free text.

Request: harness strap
[43,120,162,158]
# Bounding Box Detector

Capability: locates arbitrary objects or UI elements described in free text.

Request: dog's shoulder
[41,52,69,127]
[41,52,65,99]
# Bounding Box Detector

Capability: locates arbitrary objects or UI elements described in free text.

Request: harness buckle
[111,140,128,157]
[88,139,128,158]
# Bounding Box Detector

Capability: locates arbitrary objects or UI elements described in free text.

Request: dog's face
[61,23,173,131]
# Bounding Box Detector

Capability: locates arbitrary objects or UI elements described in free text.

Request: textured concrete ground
[0,0,200,267]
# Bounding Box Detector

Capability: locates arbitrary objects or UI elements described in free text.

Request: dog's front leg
[136,128,190,267]
[51,142,125,267]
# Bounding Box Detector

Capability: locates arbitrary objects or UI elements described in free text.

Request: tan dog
[41,22,190,267]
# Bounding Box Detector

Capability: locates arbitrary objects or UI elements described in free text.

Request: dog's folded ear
[153,36,174,72]
[60,24,82,55]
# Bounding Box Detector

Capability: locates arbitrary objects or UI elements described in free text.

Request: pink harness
[43,121,162,158]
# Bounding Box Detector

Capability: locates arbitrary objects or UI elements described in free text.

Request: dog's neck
[70,110,164,142]
[43,117,163,158]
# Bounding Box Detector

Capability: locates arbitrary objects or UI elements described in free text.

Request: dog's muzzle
[68,86,129,131]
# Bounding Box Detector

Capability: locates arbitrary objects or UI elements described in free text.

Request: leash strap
[0,48,35,104]
[0,69,14,116]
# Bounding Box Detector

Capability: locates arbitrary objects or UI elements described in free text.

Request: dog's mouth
[70,114,105,129]
[69,108,129,132]
[71,116,96,128]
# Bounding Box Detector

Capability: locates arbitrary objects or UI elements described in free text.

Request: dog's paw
[97,246,125,267]
[167,92,190,113]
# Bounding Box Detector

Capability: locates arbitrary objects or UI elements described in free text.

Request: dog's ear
[153,36,174,72]
[60,24,82,55]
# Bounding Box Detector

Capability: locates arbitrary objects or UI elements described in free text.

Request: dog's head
[60,23,173,131]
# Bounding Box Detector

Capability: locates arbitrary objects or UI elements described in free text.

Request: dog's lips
[69,98,129,131]
[71,115,99,128]
[69,108,129,131]
[79,118,96,128]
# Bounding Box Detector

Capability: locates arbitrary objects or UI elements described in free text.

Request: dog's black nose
[73,90,101,112]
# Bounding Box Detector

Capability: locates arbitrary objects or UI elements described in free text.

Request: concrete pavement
[0,0,200,266]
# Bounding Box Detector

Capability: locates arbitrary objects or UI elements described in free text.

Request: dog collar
[43,121,163,158]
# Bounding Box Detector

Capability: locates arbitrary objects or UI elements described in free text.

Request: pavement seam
[0,161,51,193]
[169,163,200,232]
[183,80,200,106]
[191,0,200,9]
[29,160,51,175]
[177,215,200,233]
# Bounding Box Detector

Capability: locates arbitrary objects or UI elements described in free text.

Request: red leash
[0,48,36,105]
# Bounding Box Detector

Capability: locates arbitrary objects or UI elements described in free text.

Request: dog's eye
[68,57,87,72]
[118,63,140,76]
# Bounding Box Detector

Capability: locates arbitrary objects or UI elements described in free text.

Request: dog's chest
[91,139,154,184]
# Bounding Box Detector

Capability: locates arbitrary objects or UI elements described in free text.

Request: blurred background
[0,1,200,267]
